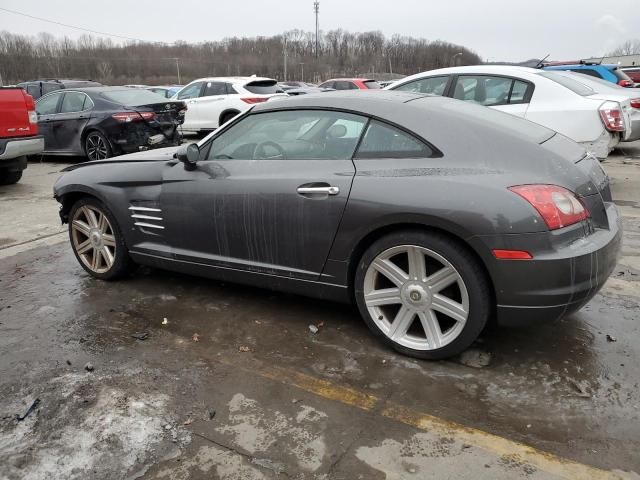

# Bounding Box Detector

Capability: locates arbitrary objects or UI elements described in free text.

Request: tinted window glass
[363,80,381,89]
[43,83,61,94]
[207,110,367,160]
[334,81,357,90]
[395,76,449,95]
[244,80,279,94]
[177,82,203,99]
[319,81,334,89]
[509,80,530,103]
[36,93,61,115]
[204,82,228,96]
[538,72,595,96]
[355,120,432,159]
[101,89,168,106]
[453,75,512,106]
[60,92,90,113]
[576,69,603,79]
[26,85,39,98]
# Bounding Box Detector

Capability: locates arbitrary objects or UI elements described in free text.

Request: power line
[0,6,171,44]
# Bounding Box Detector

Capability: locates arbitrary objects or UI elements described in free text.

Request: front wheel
[0,170,23,185]
[69,197,133,280]
[354,230,491,360]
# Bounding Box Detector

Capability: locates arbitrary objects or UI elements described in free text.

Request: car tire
[84,131,112,161]
[0,170,23,185]
[354,230,491,360]
[68,197,133,280]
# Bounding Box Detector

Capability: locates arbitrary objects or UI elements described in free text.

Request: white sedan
[172,77,287,133]
[386,66,633,159]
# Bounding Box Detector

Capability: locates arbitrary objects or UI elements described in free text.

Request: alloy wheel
[71,205,117,274]
[86,134,109,160]
[363,245,469,351]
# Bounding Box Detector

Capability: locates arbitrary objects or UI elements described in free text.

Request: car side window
[355,120,433,159]
[60,92,91,113]
[206,110,368,161]
[36,93,62,115]
[227,84,239,94]
[334,81,353,90]
[395,76,449,96]
[177,82,203,100]
[509,80,530,104]
[453,75,513,106]
[203,82,228,97]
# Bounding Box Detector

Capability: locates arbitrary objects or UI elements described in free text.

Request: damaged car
[53,91,622,360]
[35,87,186,161]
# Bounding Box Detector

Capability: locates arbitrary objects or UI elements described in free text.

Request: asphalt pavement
[0,147,639,480]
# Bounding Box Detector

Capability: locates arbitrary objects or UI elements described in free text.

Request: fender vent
[129,206,164,231]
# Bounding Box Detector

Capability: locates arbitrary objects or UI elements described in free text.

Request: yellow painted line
[221,358,625,480]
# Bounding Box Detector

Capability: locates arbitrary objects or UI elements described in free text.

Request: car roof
[187,76,275,84]
[322,78,375,82]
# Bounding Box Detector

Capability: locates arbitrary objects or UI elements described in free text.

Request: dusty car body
[53,91,622,359]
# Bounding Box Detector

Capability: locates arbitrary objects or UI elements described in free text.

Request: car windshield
[101,89,167,106]
[538,71,595,96]
[244,80,280,94]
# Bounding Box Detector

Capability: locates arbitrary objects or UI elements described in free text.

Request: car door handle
[297,186,340,195]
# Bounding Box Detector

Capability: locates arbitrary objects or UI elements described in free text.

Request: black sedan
[35,87,186,161]
[53,91,622,359]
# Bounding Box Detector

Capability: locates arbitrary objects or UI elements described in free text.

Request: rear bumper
[472,203,623,326]
[622,112,640,142]
[0,135,44,160]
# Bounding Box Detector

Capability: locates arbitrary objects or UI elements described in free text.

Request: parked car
[17,79,102,100]
[123,84,150,89]
[621,67,640,85]
[386,65,633,159]
[147,86,183,98]
[543,63,635,88]
[551,70,640,142]
[278,81,317,91]
[281,87,335,96]
[35,87,186,161]
[171,77,287,133]
[0,87,43,184]
[53,91,621,360]
[318,78,381,90]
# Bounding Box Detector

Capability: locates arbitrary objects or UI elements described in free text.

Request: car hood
[62,146,180,171]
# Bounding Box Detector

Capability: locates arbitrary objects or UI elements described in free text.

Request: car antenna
[535,54,551,69]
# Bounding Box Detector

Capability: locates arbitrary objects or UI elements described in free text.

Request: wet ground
[1,148,639,479]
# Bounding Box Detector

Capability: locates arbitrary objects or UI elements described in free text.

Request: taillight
[241,97,268,104]
[618,79,634,87]
[111,111,156,122]
[599,101,624,132]
[509,185,589,230]
[23,92,37,125]
[28,111,38,124]
[630,99,640,109]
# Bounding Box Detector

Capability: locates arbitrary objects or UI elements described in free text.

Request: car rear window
[425,98,555,144]
[538,72,595,96]
[244,80,280,94]
[101,89,167,105]
[364,80,381,89]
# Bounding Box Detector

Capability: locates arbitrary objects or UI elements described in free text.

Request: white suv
[172,77,287,133]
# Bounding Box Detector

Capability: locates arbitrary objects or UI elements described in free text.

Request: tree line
[0,30,481,86]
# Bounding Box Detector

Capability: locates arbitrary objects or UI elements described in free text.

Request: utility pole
[172,58,181,84]
[283,37,288,81]
[314,1,319,58]
[299,62,305,82]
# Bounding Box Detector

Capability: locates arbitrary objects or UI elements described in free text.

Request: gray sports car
[53,91,622,360]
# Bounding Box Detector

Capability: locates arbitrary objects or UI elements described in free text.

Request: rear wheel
[354,230,491,360]
[69,197,133,280]
[0,170,23,185]
[84,131,112,161]
[220,111,239,126]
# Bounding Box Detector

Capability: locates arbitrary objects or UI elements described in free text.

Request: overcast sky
[0,0,638,61]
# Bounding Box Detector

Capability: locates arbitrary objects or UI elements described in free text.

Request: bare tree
[608,39,640,56]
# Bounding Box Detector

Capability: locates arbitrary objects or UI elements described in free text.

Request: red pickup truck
[0,87,44,185]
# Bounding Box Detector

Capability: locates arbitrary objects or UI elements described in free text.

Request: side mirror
[176,143,199,171]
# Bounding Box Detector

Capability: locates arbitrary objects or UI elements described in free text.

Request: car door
[53,92,94,154]
[175,81,205,131]
[196,81,231,128]
[35,91,64,152]
[160,109,369,280]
